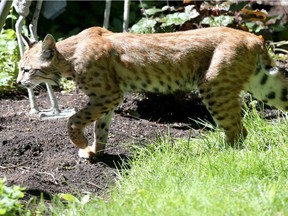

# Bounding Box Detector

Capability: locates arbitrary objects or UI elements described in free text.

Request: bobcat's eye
[22,68,30,73]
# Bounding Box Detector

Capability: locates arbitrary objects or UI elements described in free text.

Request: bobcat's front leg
[68,93,122,160]
[68,106,97,159]
[78,111,114,159]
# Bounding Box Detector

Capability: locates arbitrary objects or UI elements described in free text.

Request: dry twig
[0,160,31,169]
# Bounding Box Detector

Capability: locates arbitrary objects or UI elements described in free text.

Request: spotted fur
[17,27,288,160]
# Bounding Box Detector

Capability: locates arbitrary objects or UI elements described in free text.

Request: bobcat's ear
[21,34,37,48]
[42,34,56,60]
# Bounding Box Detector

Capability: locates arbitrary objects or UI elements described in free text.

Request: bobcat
[17,26,288,160]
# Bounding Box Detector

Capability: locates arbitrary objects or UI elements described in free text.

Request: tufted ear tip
[42,34,56,49]
[43,34,55,42]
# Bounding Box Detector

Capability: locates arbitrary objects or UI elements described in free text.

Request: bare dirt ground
[0,90,213,200]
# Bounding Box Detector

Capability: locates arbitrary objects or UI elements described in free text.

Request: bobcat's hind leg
[200,87,248,146]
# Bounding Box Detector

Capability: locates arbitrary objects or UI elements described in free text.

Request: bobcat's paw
[78,147,96,160]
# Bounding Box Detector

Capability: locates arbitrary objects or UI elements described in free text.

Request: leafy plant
[59,193,91,206]
[60,78,76,93]
[201,15,234,27]
[131,1,288,39]
[131,4,200,33]
[0,179,25,216]
[130,17,157,34]
[0,27,19,90]
[56,193,92,215]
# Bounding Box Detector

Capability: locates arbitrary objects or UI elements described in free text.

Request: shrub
[0,28,19,92]
[0,179,25,216]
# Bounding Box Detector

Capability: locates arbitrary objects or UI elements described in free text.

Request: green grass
[25,110,288,216]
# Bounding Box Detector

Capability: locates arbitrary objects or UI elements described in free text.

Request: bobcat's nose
[16,77,22,84]
[16,71,25,84]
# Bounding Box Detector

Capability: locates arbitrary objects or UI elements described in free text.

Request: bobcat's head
[17,34,61,88]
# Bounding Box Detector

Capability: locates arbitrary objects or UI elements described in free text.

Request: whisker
[35,85,45,91]
[33,71,60,86]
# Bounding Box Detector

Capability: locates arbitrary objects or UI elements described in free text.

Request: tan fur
[17,27,288,160]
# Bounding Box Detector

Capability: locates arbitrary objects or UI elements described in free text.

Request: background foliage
[0,29,18,89]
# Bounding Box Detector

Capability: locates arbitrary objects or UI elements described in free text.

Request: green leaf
[271,23,287,32]
[0,179,24,215]
[245,22,265,33]
[5,29,16,40]
[6,14,17,20]
[161,12,191,27]
[81,194,90,205]
[201,15,234,27]
[59,193,79,203]
[144,7,162,16]
[0,208,7,215]
[130,18,157,34]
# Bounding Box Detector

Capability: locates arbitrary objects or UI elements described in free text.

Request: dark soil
[0,90,212,200]
[0,89,280,201]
